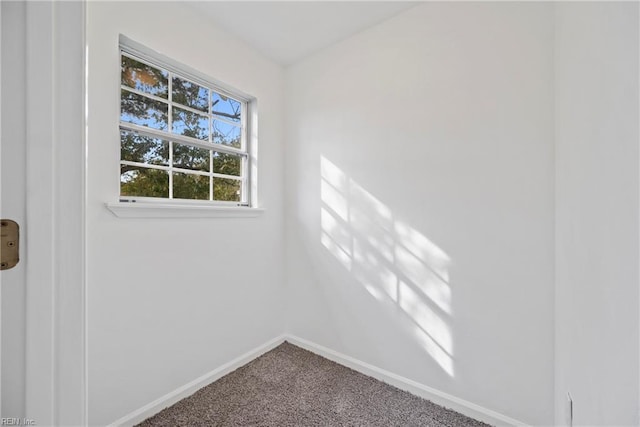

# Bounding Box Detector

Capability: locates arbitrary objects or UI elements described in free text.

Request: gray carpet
[138,342,490,426]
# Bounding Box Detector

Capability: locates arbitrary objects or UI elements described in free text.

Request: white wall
[86,2,285,425]
[554,3,639,426]
[81,2,640,426]
[285,3,555,425]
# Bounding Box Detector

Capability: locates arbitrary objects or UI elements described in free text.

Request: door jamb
[24,2,87,425]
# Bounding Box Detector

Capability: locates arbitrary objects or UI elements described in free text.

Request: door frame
[23,1,87,425]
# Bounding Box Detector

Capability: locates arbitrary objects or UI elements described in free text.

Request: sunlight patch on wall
[395,245,451,314]
[321,179,348,221]
[319,155,454,377]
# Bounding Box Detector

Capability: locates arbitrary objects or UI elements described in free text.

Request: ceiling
[188,2,418,66]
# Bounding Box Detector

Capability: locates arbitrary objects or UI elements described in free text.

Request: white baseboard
[108,333,527,427]
[107,335,287,427]
[285,334,528,427]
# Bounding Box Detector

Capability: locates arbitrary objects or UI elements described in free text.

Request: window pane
[121,166,169,198]
[173,144,210,172]
[214,177,241,202]
[172,107,209,140]
[121,90,168,130]
[173,172,209,200]
[212,92,241,123]
[172,76,208,112]
[212,120,241,148]
[121,55,168,98]
[212,152,241,177]
[120,130,169,166]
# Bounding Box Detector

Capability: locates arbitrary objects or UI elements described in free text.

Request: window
[119,43,251,206]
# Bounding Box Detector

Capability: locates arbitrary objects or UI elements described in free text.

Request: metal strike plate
[1,219,19,270]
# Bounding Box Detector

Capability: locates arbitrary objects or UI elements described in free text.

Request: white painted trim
[107,335,287,427]
[107,332,526,427]
[0,2,3,418]
[285,335,529,427]
[54,2,87,425]
[25,3,56,424]
[24,2,87,425]
[106,202,265,218]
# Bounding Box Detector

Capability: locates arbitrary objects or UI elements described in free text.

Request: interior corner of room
[1,1,639,426]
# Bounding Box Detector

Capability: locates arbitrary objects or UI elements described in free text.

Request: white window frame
[116,37,256,211]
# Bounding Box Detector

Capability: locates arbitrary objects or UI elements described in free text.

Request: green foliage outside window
[120,53,245,202]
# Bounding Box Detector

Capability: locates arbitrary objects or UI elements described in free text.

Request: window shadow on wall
[319,156,455,377]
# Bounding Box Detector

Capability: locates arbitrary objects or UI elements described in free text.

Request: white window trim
[112,36,261,217]
[106,202,264,218]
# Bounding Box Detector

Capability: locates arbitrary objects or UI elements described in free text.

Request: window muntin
[119,49,249,205]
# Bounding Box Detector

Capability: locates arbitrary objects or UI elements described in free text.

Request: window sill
[105,202,264,218]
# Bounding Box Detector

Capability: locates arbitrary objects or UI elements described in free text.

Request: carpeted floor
[138,342,490,426]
